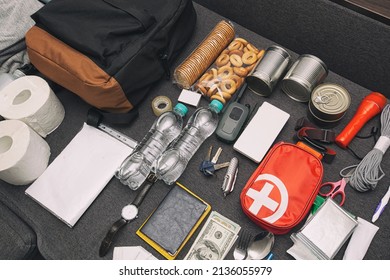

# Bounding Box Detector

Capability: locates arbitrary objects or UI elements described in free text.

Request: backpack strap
[300,137,336,164]
[297,127,336,144]
[295,117,336,163]
[295,117,336,143]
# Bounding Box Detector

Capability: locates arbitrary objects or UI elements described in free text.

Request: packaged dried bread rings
[173,20,235,89]
[193,37,265,105]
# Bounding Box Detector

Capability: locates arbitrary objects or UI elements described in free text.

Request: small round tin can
[246,45,291,96]
[281,54,328,102]
[309,83,351,124]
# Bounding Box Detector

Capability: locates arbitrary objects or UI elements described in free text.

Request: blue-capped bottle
[116,103,188,190]
[155,100,224,185]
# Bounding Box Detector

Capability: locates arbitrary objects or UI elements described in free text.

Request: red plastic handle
[335,92,387,149]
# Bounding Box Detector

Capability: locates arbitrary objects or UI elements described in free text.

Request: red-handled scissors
[319,170,354,206]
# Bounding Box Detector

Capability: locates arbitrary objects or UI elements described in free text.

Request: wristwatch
[99,173,157,257]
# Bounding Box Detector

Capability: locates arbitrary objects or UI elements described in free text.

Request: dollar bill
[209,211,241,235]
[184,211,240,260]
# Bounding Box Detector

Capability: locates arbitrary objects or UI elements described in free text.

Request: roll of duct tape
[151,96,172,116]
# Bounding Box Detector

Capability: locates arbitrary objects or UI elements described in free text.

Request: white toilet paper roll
[0,75,65,137]
[0,120,50,185]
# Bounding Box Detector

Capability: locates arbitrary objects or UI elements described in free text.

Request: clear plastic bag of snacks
[173,20,236,89]
[193,38,264,104]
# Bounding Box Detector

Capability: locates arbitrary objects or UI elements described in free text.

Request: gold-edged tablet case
[136,182,211,259]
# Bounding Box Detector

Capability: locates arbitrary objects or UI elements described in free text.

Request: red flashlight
[335,92,387,149]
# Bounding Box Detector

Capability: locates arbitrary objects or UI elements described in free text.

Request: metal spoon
[246,231,275,260]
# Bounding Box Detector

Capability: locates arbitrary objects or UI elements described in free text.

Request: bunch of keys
[199,146,230,176]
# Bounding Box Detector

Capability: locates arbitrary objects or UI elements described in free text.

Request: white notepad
[233,102,290,163]
[25,123,134,228]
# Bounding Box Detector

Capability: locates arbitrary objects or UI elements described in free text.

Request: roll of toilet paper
[0,119,50,185]
[0,75,65,137]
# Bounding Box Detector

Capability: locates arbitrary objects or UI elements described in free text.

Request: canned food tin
[246,45,291,96]
[309,83,351,123]
[281,54,328,102]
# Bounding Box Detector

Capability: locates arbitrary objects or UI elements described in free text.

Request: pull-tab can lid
[309,83,351,123]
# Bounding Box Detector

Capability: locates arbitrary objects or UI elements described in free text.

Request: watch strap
[133,173,157,207]
[99,218,127,257]
[99,173,158,257]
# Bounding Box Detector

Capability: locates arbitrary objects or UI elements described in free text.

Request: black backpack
[26,0,196,122]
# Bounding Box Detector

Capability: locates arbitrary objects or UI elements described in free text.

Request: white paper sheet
[25,123,134,227]
[113,246,157,260]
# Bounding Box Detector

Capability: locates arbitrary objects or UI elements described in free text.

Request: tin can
[309,83,351,124]
[281,54,328,102]
[246,45,291,96]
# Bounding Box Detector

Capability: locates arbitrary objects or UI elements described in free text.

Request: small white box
[178,89,202,107]
[233,102,290,163]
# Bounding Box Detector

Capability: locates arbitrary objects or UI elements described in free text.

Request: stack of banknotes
[185,211,241,260]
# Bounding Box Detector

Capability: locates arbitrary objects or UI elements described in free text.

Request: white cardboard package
[25,123,134,227]
[233,102,290,163]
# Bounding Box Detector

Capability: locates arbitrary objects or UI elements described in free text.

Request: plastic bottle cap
[174,103,188,116]
[209,100,224,113]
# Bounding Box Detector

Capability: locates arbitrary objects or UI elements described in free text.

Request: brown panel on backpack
[25,26,133,113]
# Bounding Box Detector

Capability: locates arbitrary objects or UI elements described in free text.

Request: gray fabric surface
[194,0,390,97]
[0,0,43,74]
[0,197,38,260]
[0,3,389,260]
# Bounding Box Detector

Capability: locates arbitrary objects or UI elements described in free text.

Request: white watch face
[121,204,138,221]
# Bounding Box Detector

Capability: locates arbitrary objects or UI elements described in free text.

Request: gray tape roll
[152,96,172,116]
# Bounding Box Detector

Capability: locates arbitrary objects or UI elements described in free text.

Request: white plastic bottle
[155,100,224,185]
[116,103,188,190]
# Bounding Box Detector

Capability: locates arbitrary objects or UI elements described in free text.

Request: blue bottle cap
[174,103,188,116]
[209,100,224,113]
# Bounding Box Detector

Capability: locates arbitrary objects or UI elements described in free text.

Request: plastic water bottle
[155,100,224,185]
[116,103,188,190]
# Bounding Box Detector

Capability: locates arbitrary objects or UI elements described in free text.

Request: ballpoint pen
[372,186,390,223]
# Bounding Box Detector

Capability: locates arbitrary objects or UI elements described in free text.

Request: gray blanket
[0,0,43,74]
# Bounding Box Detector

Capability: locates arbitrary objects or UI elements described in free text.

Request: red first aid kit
[240,142,323,234]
